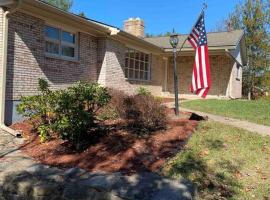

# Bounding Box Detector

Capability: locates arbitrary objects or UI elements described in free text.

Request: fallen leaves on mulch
[10,118,198,174]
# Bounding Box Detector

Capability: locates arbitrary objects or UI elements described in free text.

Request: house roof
[2,0,246,58]
[144,30,245,50]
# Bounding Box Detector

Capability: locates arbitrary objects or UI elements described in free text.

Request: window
[125,48,150,81]
[45,25,76,59]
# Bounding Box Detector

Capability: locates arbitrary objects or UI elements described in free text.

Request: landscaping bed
[11,115,198,174]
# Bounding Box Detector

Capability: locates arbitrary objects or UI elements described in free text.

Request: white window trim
[45,24,78,61]
[124,48,151,82]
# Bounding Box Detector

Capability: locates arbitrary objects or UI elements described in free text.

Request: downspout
[0,0,21,136]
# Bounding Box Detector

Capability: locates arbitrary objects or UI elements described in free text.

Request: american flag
[188,12,211,98]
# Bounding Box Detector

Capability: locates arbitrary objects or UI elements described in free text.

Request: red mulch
[10,114,198,174]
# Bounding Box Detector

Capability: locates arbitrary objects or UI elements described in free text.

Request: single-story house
[0,0,247,125]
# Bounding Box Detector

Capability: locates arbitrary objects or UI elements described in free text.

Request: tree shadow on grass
[205,139,224,150]
[166,150,243,199]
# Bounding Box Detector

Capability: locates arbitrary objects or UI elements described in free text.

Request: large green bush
[51,82,111,143]
[17,79,111,145]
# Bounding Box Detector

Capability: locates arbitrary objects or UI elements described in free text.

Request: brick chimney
[124,17,145,38]
[227,21,233,32]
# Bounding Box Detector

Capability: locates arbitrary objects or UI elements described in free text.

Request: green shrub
[137,87,151,96]
[17,80,111,145]
[51,82,111,143]
[17,78,56,126]
[122,94,167,132]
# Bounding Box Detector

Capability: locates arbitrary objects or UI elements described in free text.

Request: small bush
[137,87,151,96]
[98,88,128,120]
[122,94,167,132]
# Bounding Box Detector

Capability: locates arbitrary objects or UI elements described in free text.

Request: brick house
[0,0,247,125]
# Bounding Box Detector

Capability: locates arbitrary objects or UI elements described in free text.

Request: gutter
[110,29,164,53]
[0,0,21,137]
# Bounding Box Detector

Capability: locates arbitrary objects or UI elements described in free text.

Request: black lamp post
[170,32,179,116]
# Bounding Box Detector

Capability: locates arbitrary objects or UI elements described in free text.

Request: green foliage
[38,125,50,143]
[165,121,270,199]
[17,80,111,145]
[223,0,270,96]
[17,78,55,125]
[121,94,167,132]
[261,71,270,91]
[78,12,87,18]
[51,82,111,143]
[41,0,73,11]
[182,99,270,126]
[145,31,175,38]
[136,87,152,96]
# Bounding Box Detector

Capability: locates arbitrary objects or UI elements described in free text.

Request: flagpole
[170,3,207,116]
[177,3,207,55]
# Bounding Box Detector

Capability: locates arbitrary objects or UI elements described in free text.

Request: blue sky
[71,0,241,35]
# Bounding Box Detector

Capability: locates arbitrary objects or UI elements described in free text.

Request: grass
[163,122,270,200]
[181,99,270,126]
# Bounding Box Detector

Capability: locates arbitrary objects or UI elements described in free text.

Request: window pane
[135,52,140,60]
[140,62,144,70]
[145,63,149,71]
[62,46,75,57]
[140,71,144,79]
[129,69,134,79]
[145,55,149,62]
[130,59,134,68]
[125,51,129,58]
[144,72,148,80]
[62,31,75,44]
[135,61,139,70]
[140,53,144,61]
[46,41,59,54]
[130,50,135,58]
[125,58,129,68]
[135,70,139,79]
[45,26,60,40]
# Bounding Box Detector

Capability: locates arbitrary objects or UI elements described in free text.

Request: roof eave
[20,0,111,36]
[163,45,236,53]
[111,31,164,53]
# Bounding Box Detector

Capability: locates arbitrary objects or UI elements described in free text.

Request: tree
[78,12,87,18]
[42,0,73,11]
[145,31,175,38]
[222,0,270,98]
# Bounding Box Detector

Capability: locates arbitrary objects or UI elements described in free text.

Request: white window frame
[45,24,78,61]
[124,48,151,81]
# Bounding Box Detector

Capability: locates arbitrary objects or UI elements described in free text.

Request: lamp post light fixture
[170,32,179,116]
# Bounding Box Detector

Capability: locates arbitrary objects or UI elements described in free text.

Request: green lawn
[163,122,270,200]
[181,99,270,126]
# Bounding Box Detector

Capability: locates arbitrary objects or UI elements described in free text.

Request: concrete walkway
[0,130,196,200]
[164,102,270,136]
[181,107,270,136]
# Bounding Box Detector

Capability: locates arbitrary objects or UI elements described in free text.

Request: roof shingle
[144,30,244,49]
